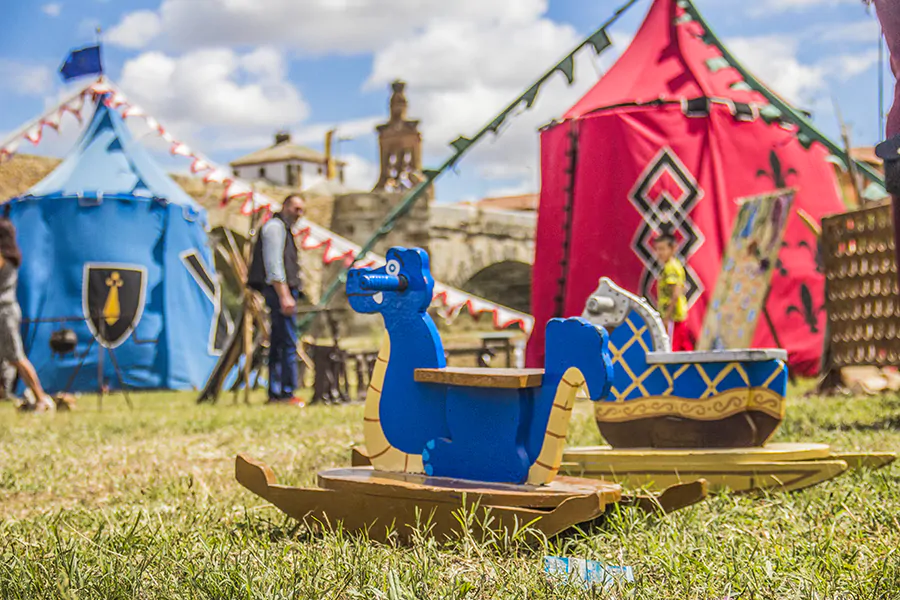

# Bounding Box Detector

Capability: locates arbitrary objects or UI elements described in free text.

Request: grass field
[0,386,897,599]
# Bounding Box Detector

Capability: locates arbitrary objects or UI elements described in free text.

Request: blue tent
[7,99,231,392]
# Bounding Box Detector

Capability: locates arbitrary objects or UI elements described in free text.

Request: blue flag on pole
[59,45,103,81]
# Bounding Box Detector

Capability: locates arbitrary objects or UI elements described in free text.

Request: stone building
[230,131,346,190]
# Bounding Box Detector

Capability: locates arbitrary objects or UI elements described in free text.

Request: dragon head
[346,247,434,318]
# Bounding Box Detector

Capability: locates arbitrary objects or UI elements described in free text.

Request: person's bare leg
[11,358,47,401]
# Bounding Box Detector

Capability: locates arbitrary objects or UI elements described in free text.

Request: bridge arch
[460,260,532,314]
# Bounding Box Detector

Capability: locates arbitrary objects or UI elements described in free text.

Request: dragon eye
[386,260,401,276]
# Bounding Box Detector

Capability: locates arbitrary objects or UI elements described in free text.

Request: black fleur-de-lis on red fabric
[757,150,798,189]
[785,283,824,334]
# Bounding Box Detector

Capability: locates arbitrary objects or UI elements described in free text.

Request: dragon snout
[359,273,408,293]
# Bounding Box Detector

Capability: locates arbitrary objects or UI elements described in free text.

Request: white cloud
[363,6,618,192]
[41,3,62,17]
[727,35,827,105]
[106,0,549,53]
[341,154,379,191]
[292,117,382,146]
[808,18,880,43]
[834,49,880,80]
[119,47,309,134]
[0,60,54,96]
[204,116,380,154]
[106,10,162,49]
[728,33,882,107]
[749,0,862,16]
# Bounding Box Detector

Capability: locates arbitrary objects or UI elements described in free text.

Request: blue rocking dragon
[346,247,614,485]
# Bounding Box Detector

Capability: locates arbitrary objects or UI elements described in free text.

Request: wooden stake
[834,98,864,207]
[242,214,258,405]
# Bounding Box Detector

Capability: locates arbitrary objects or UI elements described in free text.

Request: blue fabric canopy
[8,99,230,392]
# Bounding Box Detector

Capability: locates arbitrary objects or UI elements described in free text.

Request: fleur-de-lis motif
[785,283,824,334]
[757,150,798,189]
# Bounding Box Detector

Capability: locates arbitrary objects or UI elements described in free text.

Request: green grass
[0,386,898,598]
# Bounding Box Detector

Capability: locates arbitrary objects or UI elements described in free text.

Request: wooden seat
[414,367,544,389]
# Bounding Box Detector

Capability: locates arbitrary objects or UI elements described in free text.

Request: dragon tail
[363,335,425,474]
[526,367,586,485]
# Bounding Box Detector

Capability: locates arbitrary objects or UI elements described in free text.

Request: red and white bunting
[0,77,534,334]
[190,157,211,174]
[24,125,43,145]
[170,141,193,157]
[42,112,62,131]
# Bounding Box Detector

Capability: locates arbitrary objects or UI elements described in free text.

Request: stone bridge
[428,205,535,312]
[330,193,536,313]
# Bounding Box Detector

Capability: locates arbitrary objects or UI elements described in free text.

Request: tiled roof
[474,193,539,211]
[230,140,346,167]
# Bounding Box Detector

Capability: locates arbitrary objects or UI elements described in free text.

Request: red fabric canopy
[527,0,845,376]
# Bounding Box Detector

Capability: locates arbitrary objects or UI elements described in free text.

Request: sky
[0,0,889,204]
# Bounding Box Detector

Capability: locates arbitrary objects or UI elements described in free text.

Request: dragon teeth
[373,292,383,304]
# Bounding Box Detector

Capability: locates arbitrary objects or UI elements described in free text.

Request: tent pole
[554,123,580,317]
[61,336,94,398]
[880,27,885,138]
[243,212,260,405]
[105,346,134,410]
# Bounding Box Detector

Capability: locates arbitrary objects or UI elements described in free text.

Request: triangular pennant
[190,158,211,174]
[122,105,145,118]
[25,125,43,145]
[674,13,693,24]
[759,105,782,123]
[797,132,814,149]
[42,113,62,130]
[705,57,730,72]
[487,114,507,133]
[862,181,889,201]
[450,136,473,154]
[522,84,541,109]
[423,169,441,179]
[825,155,847,171]
[555,55,575,85]
[586,29,612,54]
[0,140,20,159]
[729,81,753,92]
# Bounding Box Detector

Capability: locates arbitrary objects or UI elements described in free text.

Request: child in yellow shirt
[653,231,693,351]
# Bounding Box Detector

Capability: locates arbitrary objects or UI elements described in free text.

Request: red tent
[527,0,846,376]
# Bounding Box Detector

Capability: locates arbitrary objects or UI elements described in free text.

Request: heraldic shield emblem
[82,264,147,348]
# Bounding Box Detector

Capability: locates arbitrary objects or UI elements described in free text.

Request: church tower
[373,80,423,192]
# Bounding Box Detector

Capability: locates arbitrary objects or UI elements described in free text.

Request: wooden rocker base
[347,447,709,516]
[236,455,625,543]
[561,443,896,494]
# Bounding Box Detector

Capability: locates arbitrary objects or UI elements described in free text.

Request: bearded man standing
[247,194,306,405]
